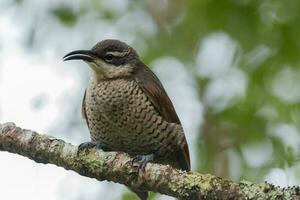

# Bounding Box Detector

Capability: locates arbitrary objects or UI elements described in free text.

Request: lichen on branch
[0,122,299,199]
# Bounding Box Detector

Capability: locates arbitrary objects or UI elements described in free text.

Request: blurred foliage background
[0,0,300,199]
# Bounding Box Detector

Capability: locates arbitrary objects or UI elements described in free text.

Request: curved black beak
[63,50,95,62]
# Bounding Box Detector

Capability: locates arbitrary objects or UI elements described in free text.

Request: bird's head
[63,39,139,79]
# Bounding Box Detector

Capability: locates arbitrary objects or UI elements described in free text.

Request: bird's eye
[104,54,114,62]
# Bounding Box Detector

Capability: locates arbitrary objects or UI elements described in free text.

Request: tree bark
[0,122,299,199]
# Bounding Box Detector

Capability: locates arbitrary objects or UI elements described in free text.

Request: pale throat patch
[87,59,134,79]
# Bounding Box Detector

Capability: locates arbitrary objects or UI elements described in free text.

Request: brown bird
[63,39,190,200]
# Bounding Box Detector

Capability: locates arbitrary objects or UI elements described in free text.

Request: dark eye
[104,54,114,62]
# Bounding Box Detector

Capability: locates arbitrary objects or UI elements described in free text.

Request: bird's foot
[131,153,154,172]
[77,142,112,155]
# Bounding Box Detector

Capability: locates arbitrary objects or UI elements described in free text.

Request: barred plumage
[85,76,185,158]
[64,39,191,200]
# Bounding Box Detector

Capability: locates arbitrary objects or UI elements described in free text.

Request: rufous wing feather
[81,90,91,130]
[134,64,191,171]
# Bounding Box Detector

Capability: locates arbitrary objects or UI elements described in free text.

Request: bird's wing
[81,90,90,129]
[134,65,191,171]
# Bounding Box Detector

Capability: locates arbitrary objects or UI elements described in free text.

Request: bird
[63,39,190,200]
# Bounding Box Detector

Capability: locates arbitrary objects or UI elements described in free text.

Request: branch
[0,122,299,199]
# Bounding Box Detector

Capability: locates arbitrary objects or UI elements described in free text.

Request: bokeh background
[0,0,300,199]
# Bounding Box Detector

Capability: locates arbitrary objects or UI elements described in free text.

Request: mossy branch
[0,122,299,199]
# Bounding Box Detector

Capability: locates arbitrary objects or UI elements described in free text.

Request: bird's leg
[77,141,112,155]
[132,153,154,172]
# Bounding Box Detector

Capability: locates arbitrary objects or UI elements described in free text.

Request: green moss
[239,181,296,199]
[169,173,213,198]
[74,148,109,176]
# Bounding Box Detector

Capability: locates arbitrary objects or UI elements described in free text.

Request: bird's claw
[77,142,112,155]
[131,154,154,172]
[78,142,96,152]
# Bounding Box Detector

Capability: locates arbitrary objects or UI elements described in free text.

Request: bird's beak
[63,50,95,62]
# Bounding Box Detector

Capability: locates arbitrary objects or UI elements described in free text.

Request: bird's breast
[84,77,184,156]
